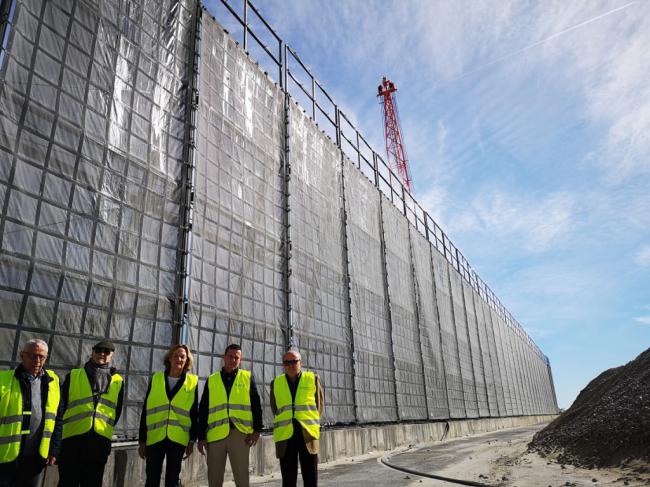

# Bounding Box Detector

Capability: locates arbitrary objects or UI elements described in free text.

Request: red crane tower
[377,76,413,192]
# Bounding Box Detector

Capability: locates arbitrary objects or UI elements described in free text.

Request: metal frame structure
[209,0,545,363]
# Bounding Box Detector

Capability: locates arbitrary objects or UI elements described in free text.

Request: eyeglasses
[93,348,112,354]
[282,359,300,366]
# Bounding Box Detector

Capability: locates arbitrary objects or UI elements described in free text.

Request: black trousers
[0,455,46,487]
[279,429,318,487]
[57,460,106,487]
[144,439,186,487]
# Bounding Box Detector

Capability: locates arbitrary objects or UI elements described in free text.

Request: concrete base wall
[42,415,556,486]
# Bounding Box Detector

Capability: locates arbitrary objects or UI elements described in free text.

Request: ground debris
[529,347,650,471]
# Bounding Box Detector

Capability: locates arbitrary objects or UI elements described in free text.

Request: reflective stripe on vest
[206,370,253,442]
[0,369,60,463]
[62,368,123,441]
[273,371,320,443]
[145,372,197,447]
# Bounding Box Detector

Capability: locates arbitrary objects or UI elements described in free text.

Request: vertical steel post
[339,151,359,423]
[243,0,248,52]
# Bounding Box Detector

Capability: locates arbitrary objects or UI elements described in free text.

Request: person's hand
[184,441,194,459]
[198,440,207,456]
[47,455,56,466]
[245,431,260,447]
[138,443,146,459]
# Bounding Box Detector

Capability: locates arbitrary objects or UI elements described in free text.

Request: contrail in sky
[453,1,637,80]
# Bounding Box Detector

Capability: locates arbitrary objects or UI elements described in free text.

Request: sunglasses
[93,348,113,354]
[282,359,300,366]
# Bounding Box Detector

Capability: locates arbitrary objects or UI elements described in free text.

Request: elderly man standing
[270,349,324,487]
[50,340,124,487]
[0,338,60,487]
[197,344,263,487]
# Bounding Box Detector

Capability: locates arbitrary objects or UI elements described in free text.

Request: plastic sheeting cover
[344,161,397,422]
[408,225,449,419]
[462,280,488,417]
[0,0,197,438]
[448,268,478,418]
[431,249,465,418]
[380,197,426,420]
[288,102,354,424]
[191,14,286,427]
[472,288,499,416]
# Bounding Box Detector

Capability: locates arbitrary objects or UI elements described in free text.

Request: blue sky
[205,0,650,409]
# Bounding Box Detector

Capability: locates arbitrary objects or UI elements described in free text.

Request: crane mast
[377,76,413,192]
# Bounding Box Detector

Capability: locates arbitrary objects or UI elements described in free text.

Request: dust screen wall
[190,14,286,427]
[0,1,559,437]
[343,161,398,422]
[288,103,355,424]
[380,197,427,420]
[462,280,489,417]
[0,0,197,438]
[409,225,449,419]
[473,290,499,416]
[448,269,479,418]
[431,249,466,418]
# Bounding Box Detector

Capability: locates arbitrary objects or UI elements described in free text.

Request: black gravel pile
[529,347,650,469]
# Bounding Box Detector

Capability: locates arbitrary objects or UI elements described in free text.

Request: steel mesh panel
[502,323,521,415]
[344,162,397,422]
[491,310,514,415]
[462,281,488,417]
[380,198,426,420]
[473,290,499,416]
[448,268,478,418]
[512,332,527,415]
[509,325,526,416]
[530,352,541,413]
[517,333,534,415]
[408,226,449,419]
[510,327,526,415]
[431,249,464,417]
[481,299,506,415]
[288,103,355,424]
[0,0,197,438]
[190,15,286,427]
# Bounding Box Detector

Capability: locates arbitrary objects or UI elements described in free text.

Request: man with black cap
[50,340,124,487]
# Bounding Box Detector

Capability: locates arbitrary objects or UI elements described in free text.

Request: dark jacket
[138,371,199,444]
[197,368,263,441]
[9,365,58,458]
[50,366,124,462]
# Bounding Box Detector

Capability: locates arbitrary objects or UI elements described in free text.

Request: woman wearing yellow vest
[50,340,123,487]
[0,339,59,487]
[270,349,324,487]
[138,345,198,487]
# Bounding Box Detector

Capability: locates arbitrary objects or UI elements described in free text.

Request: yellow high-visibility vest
[62,368,123,440]
[145,372,197,446]
[0,369,60,463]
[273,371,319,443]
[206,370,253,442]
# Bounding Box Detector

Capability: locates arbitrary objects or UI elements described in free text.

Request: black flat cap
[93,340,115,351]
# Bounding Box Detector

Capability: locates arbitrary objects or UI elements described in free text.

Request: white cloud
[634,246,650,267]
[634,316,650,325]
[450,189,576,254]
[530,1,650,181]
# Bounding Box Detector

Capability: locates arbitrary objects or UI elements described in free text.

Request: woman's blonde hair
[163,344,193,372]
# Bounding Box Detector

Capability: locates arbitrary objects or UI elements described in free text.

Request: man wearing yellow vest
[271,349,324,487]
[197,344,263,487]
[0,338,60,487]
[50,340,123,487]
